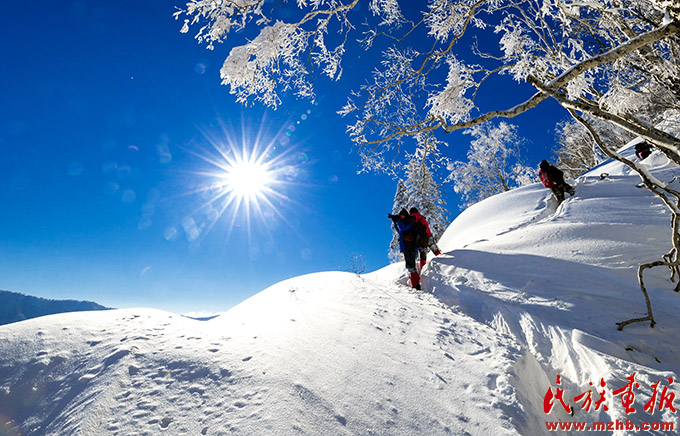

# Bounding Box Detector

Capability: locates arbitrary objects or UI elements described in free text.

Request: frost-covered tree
[388,179,409,262]
[177,0,680,163]
[403,150,449,240]
[553,120,601,178]
[177,0,680,328]
[553,117,633,178]
[388,141,449,262]
[449,122,533,208]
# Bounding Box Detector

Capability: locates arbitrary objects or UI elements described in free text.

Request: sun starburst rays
[177,123,304,246]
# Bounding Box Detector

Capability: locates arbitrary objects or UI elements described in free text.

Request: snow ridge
[2,141,680,435]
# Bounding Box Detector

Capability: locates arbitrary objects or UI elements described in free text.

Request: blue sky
[0,1,567,314]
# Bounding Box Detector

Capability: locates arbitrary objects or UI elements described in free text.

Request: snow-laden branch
[178,0,361,107]
[440,18,680,134]
[441,91,547,133]
[529,77,680,161]
[546,19,680,90]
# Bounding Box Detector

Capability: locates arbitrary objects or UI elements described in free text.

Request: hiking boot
[409,272,421,289]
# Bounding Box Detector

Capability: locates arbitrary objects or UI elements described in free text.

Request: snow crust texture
[0,277,519,436]
[2,141,680,435]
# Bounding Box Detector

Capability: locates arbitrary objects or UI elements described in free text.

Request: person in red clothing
[389,208,422,290]
[409,207,441,271]
[635,140,653,161]
[539,160,575,204]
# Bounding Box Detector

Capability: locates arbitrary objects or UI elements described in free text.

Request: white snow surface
[2,141,680,435]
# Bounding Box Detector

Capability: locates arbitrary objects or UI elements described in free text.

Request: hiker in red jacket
[389,208,422,290]
[539,160,575,204]
[409,207,441,271]
[635,140,653,161]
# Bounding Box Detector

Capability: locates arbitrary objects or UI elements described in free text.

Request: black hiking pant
[403,243,418,273]
[551,182,575,203]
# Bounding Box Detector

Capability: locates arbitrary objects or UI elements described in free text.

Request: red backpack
[540,170,556,188]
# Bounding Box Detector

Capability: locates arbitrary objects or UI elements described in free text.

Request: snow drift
[2,141,679,435]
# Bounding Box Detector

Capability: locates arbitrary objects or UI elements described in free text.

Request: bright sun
[222,159,273,200]
[180,123,303,243]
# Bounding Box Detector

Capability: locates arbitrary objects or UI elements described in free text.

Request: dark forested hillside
[0,290,110,325]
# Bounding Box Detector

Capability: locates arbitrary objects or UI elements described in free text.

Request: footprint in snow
[454,276,469,285]
[487,374,498,389]
[469,346,491,357]
[103,349,131,367]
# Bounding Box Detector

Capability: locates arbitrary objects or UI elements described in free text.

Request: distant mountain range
[0,290,110,326]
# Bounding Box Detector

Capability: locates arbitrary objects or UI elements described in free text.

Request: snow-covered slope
[2,141,680,435]
[0,277,521,436]
[427,144,680,432]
